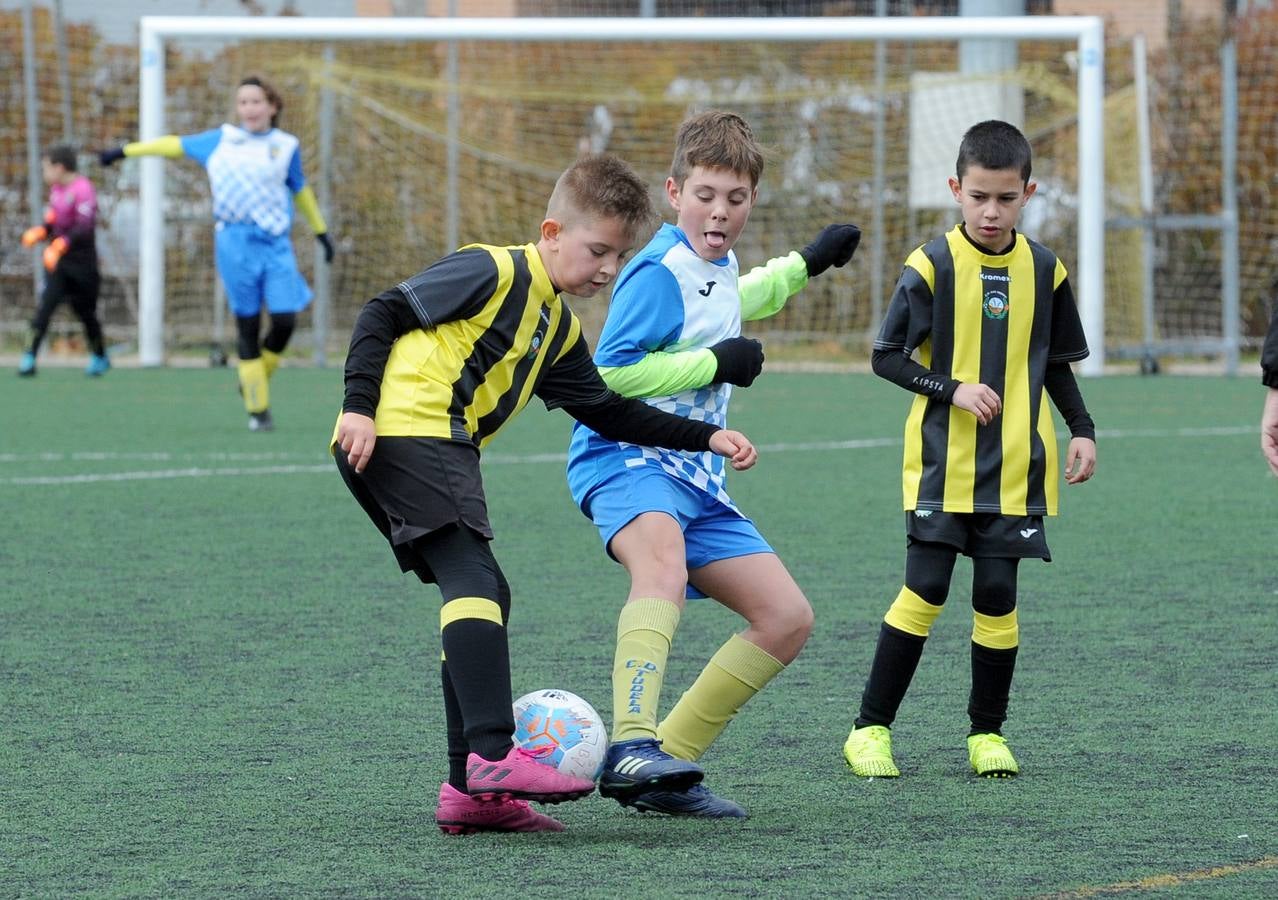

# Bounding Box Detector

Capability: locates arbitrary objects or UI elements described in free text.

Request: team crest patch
[526,331,544,359]
[983,290,1009,320]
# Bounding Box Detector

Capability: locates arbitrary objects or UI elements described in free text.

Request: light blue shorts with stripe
[580,463,772,600]
[215,222,312,317]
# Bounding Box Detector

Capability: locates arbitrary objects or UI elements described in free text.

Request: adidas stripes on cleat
[630,782,747,819]
[465,745,595,804]
[598,738,703,800]
[435,782,565,835]
[842,724,901,778]
[968,732,1019,778]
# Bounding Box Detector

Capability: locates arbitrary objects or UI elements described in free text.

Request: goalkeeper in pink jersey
[19,145,109,377]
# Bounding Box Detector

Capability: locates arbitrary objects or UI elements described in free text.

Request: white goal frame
[137,14,1105,373]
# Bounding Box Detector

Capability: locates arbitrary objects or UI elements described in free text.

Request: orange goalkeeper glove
[42,236,69,272]
[21,225,48,248]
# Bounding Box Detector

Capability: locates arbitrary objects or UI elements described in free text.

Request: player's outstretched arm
[336,412,377,473]
[1064,436,1097,484]
[1261,388,1278,477]
[99,136,185,165]
[951,382,1002,426]
[738,224,859,323]
[709,428,757,471]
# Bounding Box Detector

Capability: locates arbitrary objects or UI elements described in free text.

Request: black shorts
[43,253,100,307]
[335,436,492,583]
[906,510,1051,561]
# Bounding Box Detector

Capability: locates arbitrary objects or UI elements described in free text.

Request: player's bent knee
[752,595,813,651]
[627,565,689,602]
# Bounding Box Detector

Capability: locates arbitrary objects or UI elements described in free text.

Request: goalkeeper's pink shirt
[47,174,98,248]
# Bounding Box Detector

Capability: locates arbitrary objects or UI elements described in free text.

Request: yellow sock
[237,358,269,414]
[611,598,681,743]
[261,348,281,380]
[657,633,784,761]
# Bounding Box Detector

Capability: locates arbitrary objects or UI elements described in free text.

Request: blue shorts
[215,222,312,317]
[581,465,772,599]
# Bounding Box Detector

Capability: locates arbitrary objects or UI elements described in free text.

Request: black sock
[968,642,1018,735]
[441,662,469,790]
[439,616,515,762]
[855,623,927,730]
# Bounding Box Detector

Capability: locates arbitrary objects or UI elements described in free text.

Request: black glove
[316,232,335,264]
[800,223,861,277]
[98,147,126,167]
[709,336,764,387]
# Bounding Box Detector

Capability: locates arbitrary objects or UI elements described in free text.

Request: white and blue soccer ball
[512,688,609,782]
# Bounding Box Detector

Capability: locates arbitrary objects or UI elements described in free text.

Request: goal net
[123,16,1106,369]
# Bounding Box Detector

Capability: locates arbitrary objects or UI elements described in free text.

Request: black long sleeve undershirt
[1043,361,1096,440]
[1263,304,1278,388]
[871,349,1095,440]
[871,347,960,403]
[562,394,719,453]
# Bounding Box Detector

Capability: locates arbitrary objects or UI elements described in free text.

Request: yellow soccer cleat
[843,725,901,778]
[968,732,1019,778]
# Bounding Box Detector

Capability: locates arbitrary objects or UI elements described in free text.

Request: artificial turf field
[2,365,1275,898]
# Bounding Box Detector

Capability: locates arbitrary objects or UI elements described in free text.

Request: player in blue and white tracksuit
[100,76,334,430]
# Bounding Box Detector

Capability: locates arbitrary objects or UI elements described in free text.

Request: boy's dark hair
[670,110,764,188]
[956,120,1032,184]
[44,144,78,172]
[240,75,283,128]
[546,153,654,240]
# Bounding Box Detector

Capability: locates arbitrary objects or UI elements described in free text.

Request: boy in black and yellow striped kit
[332,153,758,835]
[842,120,1097,779]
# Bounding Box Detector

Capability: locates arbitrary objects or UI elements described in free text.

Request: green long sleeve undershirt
[598,251,809,399]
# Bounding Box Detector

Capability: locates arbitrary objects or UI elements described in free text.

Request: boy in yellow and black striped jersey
[332,153,758,835]
[842,120,1097,779]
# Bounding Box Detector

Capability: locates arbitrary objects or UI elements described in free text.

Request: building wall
[1054,0,1223,49]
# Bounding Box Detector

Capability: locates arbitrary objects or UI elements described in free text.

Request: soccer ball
[512,688,609,782]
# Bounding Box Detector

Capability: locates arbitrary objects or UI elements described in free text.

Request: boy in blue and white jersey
[101,76,334,431]
[567,110,860,817]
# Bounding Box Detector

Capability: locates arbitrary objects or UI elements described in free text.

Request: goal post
[136,14,1105,372]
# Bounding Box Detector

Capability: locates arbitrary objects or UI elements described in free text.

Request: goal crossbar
[137,14,1105,372]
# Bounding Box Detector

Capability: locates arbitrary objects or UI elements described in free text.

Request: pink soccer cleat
[435,782,566,835]
[465,745,596,803]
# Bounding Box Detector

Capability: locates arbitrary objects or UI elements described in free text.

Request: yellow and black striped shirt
[339,242,723,455]
[344,243,595,448]
[874,225,1089,516]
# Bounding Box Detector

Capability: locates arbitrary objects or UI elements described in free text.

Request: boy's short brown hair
[669,110,764,188]
[956,119,1033,184]
[546,153,654,241]
[44,144,78,172]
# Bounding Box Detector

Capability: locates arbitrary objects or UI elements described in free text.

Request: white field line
[0,424,1256,486]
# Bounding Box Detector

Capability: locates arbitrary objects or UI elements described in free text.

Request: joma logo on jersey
[983,290,1009,320]
[698,281,716,297]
